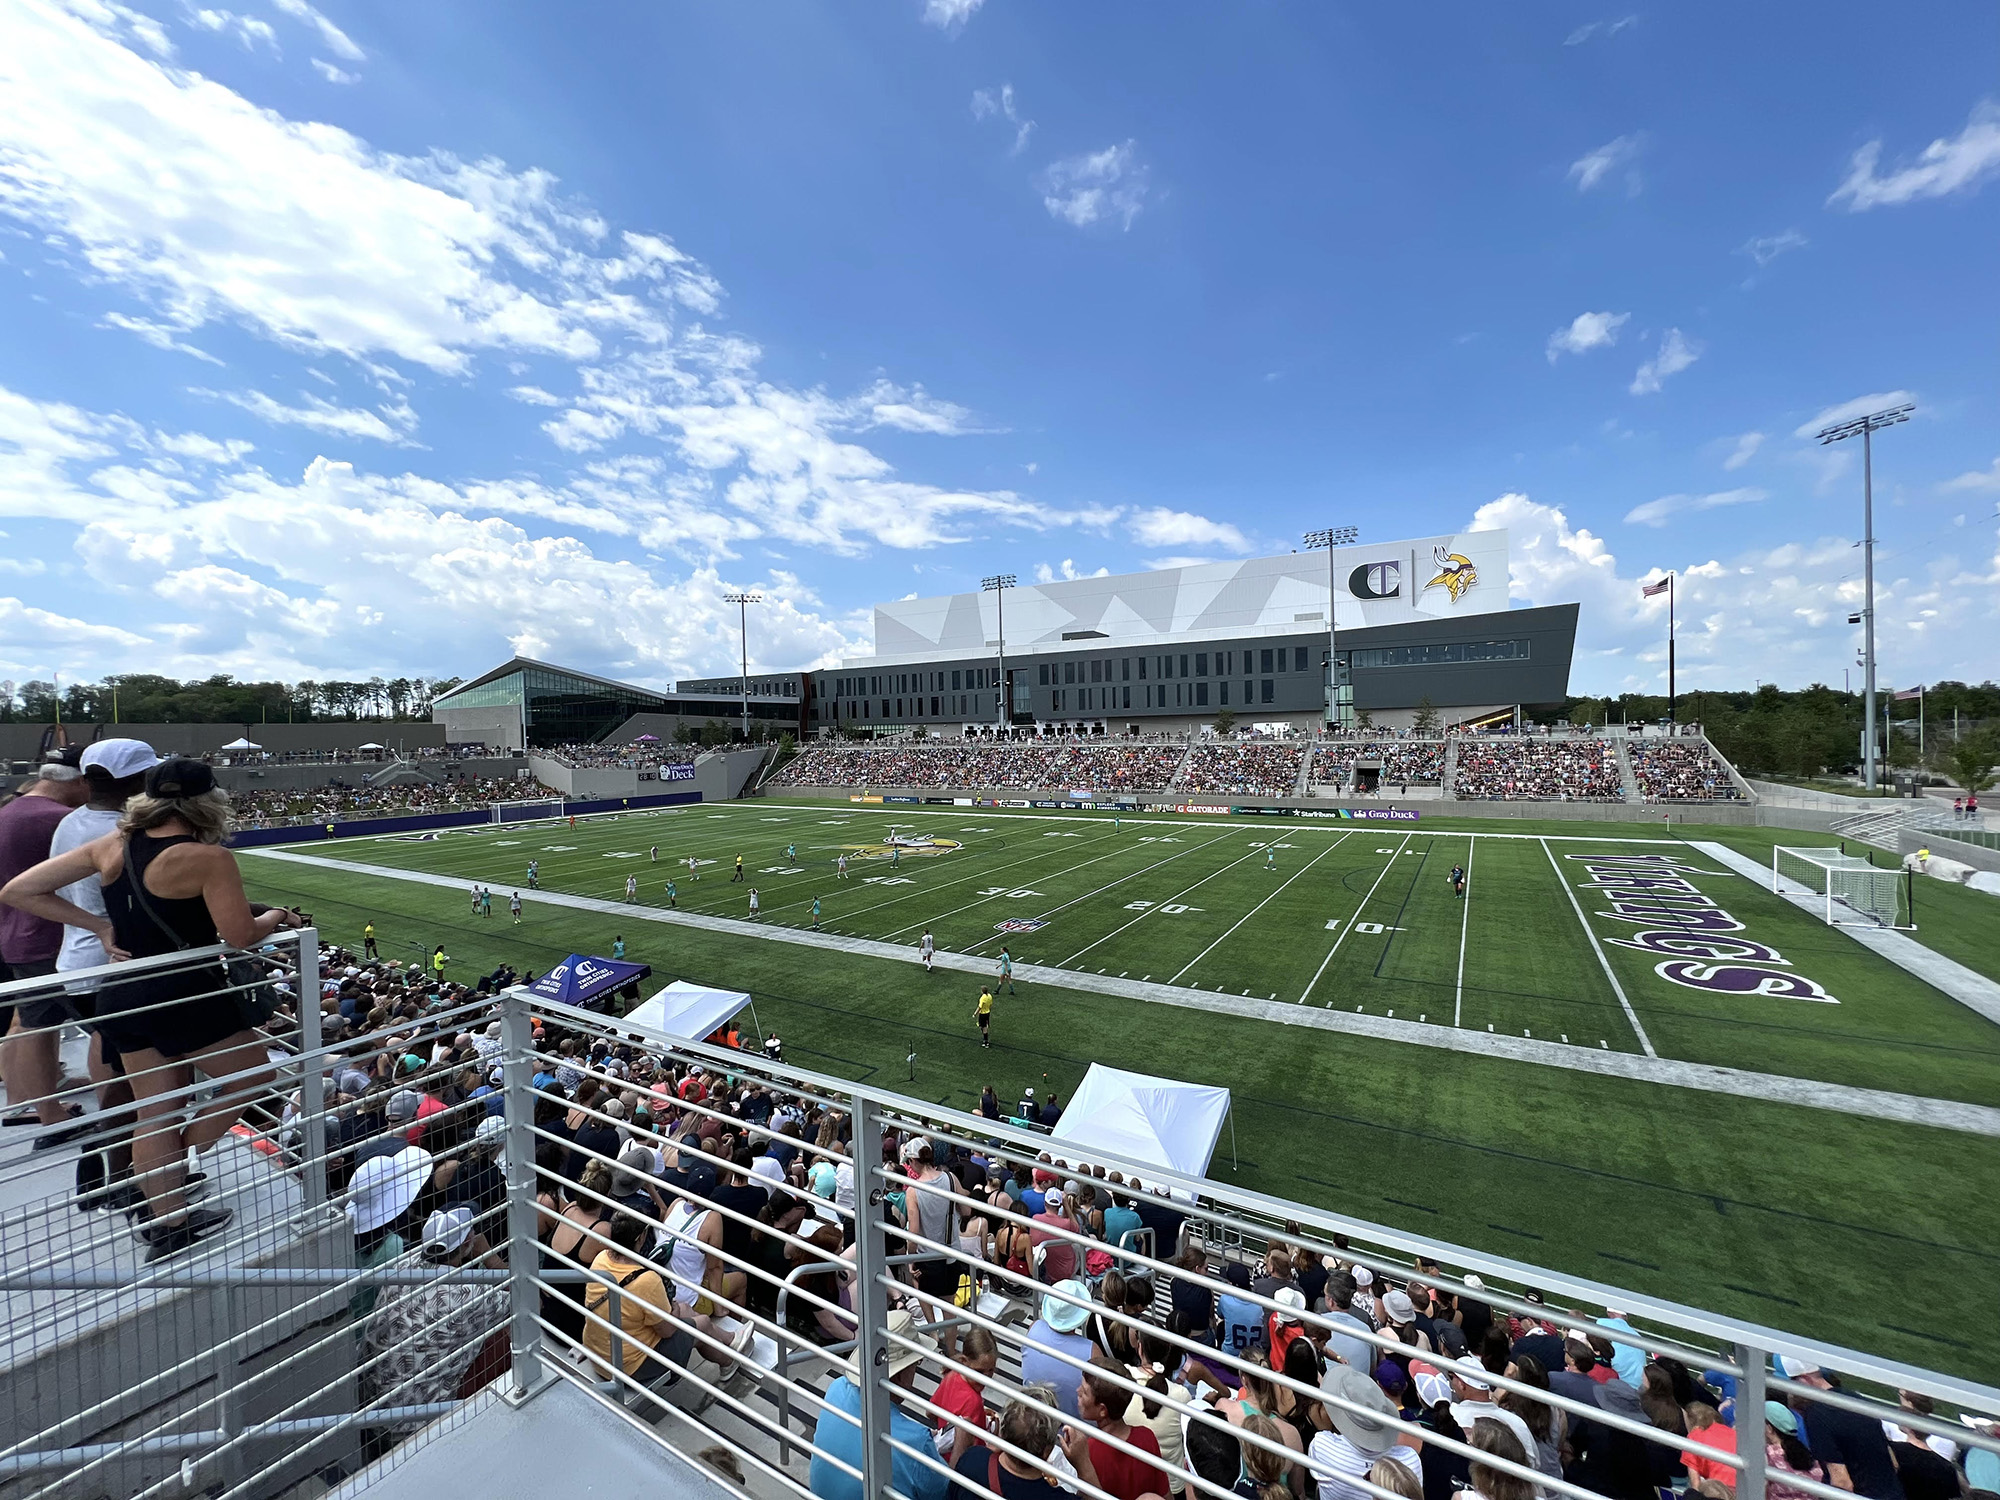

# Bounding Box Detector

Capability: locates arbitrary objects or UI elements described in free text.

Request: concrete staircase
[1294,744,1317,798]
[1166,739,1201,791]
[1830,800,1958,853]
[1613,742,1643,803]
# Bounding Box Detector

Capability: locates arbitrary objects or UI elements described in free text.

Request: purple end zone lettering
[1607,930,1789,963]
[1654,961,1837,1004]
[1597,905,1744,932]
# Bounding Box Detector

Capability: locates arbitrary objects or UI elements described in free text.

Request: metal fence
[3,943,1997,1500]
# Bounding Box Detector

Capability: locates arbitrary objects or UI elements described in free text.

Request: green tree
[1945,732,1998,795]
[1213,707,1236,736]
[1411,696,1440,736]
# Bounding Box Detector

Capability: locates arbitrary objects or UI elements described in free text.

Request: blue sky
[2,0,1996,698]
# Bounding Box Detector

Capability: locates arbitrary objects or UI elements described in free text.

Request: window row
[1349,639,1529,669]
[1038,645,1310,687]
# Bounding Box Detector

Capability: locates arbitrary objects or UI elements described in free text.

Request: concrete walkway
[1688,841,2000,1028]
[247,847,2000,1139]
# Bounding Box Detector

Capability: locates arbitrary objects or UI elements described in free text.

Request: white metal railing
[2,954,1997,1500]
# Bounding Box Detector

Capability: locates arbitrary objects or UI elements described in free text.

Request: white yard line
[1453,836,1475,1029]
[1297,833,1413,1005]
[1059,838,1271,968]
[1540,837,1657,1057]
[244,845,2000,1138]
[1168,834,1350,984]
[873,827,1139,939]
[960,828,1245,954]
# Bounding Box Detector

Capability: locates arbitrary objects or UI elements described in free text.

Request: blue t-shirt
[808,1375,948,1500]
[1103,1205,1144,1252]
[1217,1293,1267,1357]
[1019,1321,1094,1417]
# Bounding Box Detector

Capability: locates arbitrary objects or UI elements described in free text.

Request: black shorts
[0,958,73,1033]
[914,1254,961,1305]
[94,972,248,1059]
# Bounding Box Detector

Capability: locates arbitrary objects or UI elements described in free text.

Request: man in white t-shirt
[1308,1365,1422,1500]
[1446,1358,1537,1459]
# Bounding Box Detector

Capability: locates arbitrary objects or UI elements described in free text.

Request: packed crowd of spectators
[543,742,701,770]
[231,774,548,828]
[1176,743,1304,798]
[1628,742,1743,802]
[776,744,1186,792]
[1452,742,1623,802]
[1311,742,1447,789]
[205,744,497,766]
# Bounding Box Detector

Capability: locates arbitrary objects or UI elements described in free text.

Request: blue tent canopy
[526,954,652,1008]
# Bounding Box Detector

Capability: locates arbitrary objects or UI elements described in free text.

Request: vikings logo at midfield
[845,834,963,861]
[1423,546,1478,603]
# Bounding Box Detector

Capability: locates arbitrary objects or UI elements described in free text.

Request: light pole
[981,574,1016,734]
[1302,527,1359,732]
[1817,402,1912,791]
[723,592,763,743]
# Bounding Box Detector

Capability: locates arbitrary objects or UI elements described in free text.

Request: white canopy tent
[220,737,261,751]
[1050,1064,1234,1184]
[623,979,757,1043]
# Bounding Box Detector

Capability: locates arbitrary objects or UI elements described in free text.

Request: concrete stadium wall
[526,756,640,799]
[212,757,530,795]
[1902,828,2000,875]
[693,746,774,802]
[434,703,523,753]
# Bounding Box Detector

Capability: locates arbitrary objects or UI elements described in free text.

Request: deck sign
[1566,852,1837,1004]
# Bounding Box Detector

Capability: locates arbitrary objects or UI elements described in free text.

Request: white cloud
[507,385,564,407]
[98,311,223,363]
[1792,390,1918,439]
[211,388,414,442]
[1564,15,1637,45]
[1567,133,1643,193]
[1629,328,1700,395]
[1828,100,2000,211]
[971,83,1034,155]
[1738,229,1807,266]
[269,0,362,60]
[187,8,278,49]
[1032,558,1110,584]
[311,57,357,84]
[1474,490,2000,693]
[1721,431,1764,470]
[1128,507,1251,554]
[1038,142,1150,230]
[1941,457,2000,494]
[920,0,983,33]
[1623,487,1765,527]
[1546,310,1629,361]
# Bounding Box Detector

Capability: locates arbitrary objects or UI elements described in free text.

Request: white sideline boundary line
[244,846,2000,1138]
[1691,840,2000,1028]
[1540,837,1658,1058]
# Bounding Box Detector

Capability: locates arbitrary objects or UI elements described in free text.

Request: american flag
[1894,687,1923,701]
[1641,577,1670,597]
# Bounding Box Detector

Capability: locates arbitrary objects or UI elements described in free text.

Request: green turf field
[239,798,2000,1380]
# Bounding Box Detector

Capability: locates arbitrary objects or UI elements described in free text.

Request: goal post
[1772,845,1912,929]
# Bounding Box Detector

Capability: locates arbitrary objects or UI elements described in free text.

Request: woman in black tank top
[0,758,308,1262]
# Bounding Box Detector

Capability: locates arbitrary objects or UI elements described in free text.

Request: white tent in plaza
[624,980,756,1043]
[1051,1064,1234,1181]
[220,737,261,751]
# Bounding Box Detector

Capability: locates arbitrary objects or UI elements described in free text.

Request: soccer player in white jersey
[625,873,638,900]
[920,928,935,973]
[748,887,761,918]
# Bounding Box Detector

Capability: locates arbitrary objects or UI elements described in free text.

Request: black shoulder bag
[122,838,281,1028]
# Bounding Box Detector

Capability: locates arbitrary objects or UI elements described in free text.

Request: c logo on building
[1349,561,1401,600]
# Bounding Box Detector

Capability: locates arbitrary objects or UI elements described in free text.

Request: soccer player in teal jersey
[527,860,539,890]
[811,897,822,930]
[786,842,797,862]
[665,878,677,909]
[998,948,1016,995]
[612,935,626,960]
[1265,848,1277,872]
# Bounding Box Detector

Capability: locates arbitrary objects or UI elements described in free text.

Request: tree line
[0,674,465,724]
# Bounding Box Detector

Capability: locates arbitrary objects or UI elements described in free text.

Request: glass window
[1349,639,1530,669]
[1295,646,1308,672]
[1090,660,1101,683]
[1137,656,1146,679]
[1261,680,1275,704]
[1121,659,1130,680]
[1196,652,1208,676]
[1039,664,1049,686]
[1197,682,1209,707]
[1123,685,1131,709]
[1260,649,1274,673]
[1244,680,1253,703]
[1180,654,1189,677]
[1219,680,1229,706]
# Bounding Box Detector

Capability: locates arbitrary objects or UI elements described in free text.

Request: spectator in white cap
[1780,1359,1906,1500]
[1309,1364,1423,1500]
[810,1308,947,1500]
[357,1206,506,1423]
[1448,1358,1536,1464]
[1350,1264,1379,1326]
[1381,1289,1435,1356]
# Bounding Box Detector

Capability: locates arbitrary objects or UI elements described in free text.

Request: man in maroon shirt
[0,750,93,1142]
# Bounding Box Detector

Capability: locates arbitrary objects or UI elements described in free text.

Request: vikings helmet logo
[1423,547,1478,603]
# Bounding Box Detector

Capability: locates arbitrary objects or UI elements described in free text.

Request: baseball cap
[1352,1266,1374,1288]
[422,1206,476,1258]
[81,738,161,780]
[1414,1371,1453,1408]
[1273,1286,1306,1322]
[1449,1358,1493,1391]
[1462,1273,1485,1291]
[475,1115,508,1165]
[36,745,83,782]
[386,1089,421,1123]
[685,1164,719,1200]
[1776,1356,1821,1380]
[146,757,215,799]
[1765,1402,1799,1437]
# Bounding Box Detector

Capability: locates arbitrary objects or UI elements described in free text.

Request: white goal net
[1773,846,1910,929]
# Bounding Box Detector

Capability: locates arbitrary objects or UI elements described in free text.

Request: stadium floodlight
[1817,402,1913,791]
[1302,527,1359,732]
[723,592,763,742]
[982,574,1016,732]
[1773,845,1913,930]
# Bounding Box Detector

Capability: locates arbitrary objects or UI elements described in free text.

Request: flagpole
[1668,572,1676,727]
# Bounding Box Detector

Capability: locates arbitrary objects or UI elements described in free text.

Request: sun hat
[1273,1286,1307,1322]
[1321,1364,1402,1456]
[346,1146,431,1232]
[422,1206,476,1259]
[851,1308,934,1379]
[1382,1290,1417,1325]
[1765,1402,1799,1436]
[1040,1279,1091,1334]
